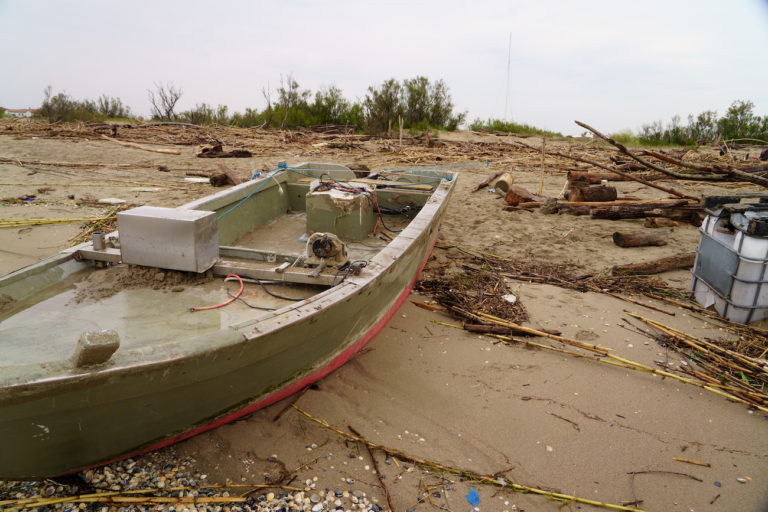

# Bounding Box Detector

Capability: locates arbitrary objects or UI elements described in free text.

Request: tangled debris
[430,244,690,306]
[419,244,768,412]
[626,313,768,410]
[417,262,529,332]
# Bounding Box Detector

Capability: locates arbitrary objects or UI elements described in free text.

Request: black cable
[226,288,275,311]
[375,210,403,233]
[332,260,368,286]
[311,179,422,233]
[239,275,306,302]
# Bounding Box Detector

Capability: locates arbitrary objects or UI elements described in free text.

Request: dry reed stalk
[291,405,644,512]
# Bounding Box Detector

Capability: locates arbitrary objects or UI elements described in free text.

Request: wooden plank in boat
[75,247,123,263]
[296,178,433,191]
[219,246,301,263]
[213,258,338,286]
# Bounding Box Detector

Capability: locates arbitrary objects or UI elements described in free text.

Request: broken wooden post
[472,170,504,192]
[217,163,243,185]
[505,185,536,206]
[612,230,669,248]
[493,173,515,196]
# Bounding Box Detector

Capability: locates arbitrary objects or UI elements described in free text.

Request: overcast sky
[1,0,767,135]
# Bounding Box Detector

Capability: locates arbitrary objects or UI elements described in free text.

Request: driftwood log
[503,201,541,212]
[613,230,669,248]
[591,201,704,225]
[505,185,537,205]
[510,139,698,201]
[590,199,688,220]
[567,171,665,184]
[196,143,252,158]
[494,173,516,195]
[559,204,592,215]
[100,135,181,155]
[217,163,243,185]
[611,252,696,275]
[472,170,504,192]
[644,217,679,228]
[463,324,514,335]
[209,173,230,187]
[568,185,617,202]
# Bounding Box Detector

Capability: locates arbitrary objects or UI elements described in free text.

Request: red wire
[191,273,244,312]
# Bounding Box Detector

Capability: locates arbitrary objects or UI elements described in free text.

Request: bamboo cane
[627,313,766,371]
[474,311,612,354]
[292,406,644,512]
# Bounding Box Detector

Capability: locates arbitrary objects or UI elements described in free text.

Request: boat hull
[0,170,453,479]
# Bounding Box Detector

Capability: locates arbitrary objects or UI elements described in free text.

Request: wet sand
[1,121,767,510]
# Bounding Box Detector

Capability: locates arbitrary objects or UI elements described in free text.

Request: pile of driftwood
[472,120,768,249]
[417,262,529,335]
[420,246,768,413]
[473,169,704,248]
[418,245,695,339]
[195,143,251,158]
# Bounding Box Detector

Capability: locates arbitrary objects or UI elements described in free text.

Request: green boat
[0,163,457,479]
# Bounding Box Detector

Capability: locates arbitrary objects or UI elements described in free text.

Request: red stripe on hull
[68,229,439,475]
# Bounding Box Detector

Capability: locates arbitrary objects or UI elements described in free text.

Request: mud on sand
[1,119,767,511]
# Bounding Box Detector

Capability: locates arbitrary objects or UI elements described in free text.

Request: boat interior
[0,163,447,370]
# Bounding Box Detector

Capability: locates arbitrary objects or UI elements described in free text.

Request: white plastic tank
[692,211,768,324]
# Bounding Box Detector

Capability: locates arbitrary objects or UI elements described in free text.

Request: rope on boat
[217,161,471,221]
[216,167,286,221]
[381,161,490,178]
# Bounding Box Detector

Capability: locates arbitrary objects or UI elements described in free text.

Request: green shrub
[635,100,768,146]
[609,130,640,145]
[363,76,465,135]
[469,118,562,138]
[37,86,135,123]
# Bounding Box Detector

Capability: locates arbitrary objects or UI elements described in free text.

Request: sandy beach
[1,119,766,511]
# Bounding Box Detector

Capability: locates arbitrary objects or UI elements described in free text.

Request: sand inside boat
[0,206,412,368]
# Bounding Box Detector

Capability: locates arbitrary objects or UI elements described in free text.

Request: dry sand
[1,119,767,511]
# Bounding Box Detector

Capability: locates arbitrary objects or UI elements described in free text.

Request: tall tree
[148,82,183,121]
[363,78,403,135]
[403,76,430,127]
[312,85,350,125]
[276,74,311,129]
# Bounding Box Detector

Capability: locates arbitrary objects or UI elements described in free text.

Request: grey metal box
[117,206,219,272]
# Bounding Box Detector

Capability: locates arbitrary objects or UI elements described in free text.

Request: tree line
[37,86,133,123]
[34,75,466,135]
[621,100,768,146]
[27,82,768,145]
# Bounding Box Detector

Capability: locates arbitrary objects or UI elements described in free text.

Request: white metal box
[117,206,219,272]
